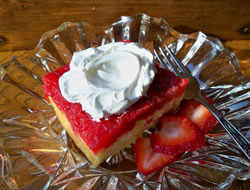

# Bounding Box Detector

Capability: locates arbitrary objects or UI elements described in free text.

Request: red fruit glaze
[134,137,180,175]
[42,64,188,154]
[151,115,206,155]
[179,99,217,134]
[120,40,131,43]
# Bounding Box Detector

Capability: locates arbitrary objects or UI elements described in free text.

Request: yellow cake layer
[49,94,184,167]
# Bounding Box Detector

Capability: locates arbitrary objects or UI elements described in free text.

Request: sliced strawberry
[179,100,200,116]
[151,115,206,155]
[179,99,216,134]
[134,137,180,175]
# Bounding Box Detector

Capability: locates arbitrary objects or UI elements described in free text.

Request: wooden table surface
[0,0,250,52]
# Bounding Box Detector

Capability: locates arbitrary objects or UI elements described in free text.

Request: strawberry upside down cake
[42,42,188,166]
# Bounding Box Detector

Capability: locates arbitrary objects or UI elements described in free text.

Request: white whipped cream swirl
[59,42,155,121]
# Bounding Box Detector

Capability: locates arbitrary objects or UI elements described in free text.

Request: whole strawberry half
[179,99,217,134]
[134,137,180,175]
[151,115,206,155]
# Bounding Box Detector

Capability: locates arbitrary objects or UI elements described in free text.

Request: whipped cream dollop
[59,42,156,121]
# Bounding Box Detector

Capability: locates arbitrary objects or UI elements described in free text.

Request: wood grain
[0,0,250,51]
[223,40,250,80]
[0,49,33,65]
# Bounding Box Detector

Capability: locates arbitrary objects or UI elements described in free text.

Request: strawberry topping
[43,64,188,154]
[151,115,206,155]
[120,40,131,43]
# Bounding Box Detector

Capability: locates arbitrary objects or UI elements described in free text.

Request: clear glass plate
[0,13,249,190]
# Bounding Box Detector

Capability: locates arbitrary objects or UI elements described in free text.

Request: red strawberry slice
[151,115,206,155]
[134,137,180,175]
[179,99,217,134]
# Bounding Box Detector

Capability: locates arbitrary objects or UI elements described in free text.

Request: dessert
[42,42,188,166]
[134,99,216,175]
[151,115,206,155]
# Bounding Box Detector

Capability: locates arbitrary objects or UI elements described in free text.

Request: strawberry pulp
[151,115,206,155]
[178,99,217,134]
[134,137,181,175]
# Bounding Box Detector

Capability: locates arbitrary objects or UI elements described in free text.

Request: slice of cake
[42,42,188,166]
